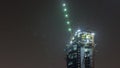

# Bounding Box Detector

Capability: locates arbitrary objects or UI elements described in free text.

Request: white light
[91,33,95,36]
[70,41,73,44]
[62,3,66,7]
[86,40,89,43]
[75,31,78,34]
[78,32,82,36]
[72,37,75,40]
[68,28,72,32]
[84,49,88,52]
[65,14,68,17]
[86,36,89,39]
[75,33,77,36]
[64,8,67,11]
[77,29,81,32]
[78,29,81,32]
[67,21,70,24]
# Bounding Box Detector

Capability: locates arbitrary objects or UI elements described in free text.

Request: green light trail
[62,2,72,33]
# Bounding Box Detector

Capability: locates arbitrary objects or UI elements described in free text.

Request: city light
[84,48,88,52]
[70,41,73,44]
[77,29,81,33]
[86,35,89,39]
[64,8,67,12]
[62,3,66,7]
[91,33,95,36]
[65,14,68,18]
[72,37,75,40]
[68,28,72,32]
[62,2,72,33]
[67,21,70,25]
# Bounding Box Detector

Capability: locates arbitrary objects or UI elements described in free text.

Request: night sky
[0,0,120,68]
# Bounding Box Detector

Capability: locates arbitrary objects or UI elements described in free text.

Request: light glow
[61,2,72,33]
[72,37,75,40]
[68,28,72,32]
[84,49,88,52]
[86,35,89,39]
[70,41,73,44]
[67,21,70,25]
[65,14,68,18]
[64,8,67,11]
[77,29,81,32]
[62,3,66,7]
[91,33,95,36]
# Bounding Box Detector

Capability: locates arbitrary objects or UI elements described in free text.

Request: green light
[62,3,66,7]
[67,21,70,25]
[68,28,72,32]
[64,8,67,12]
[65,14,68,18]
[62,3,72,33]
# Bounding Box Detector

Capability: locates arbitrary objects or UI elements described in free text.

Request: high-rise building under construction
[60,1,96,68]
[65,30,95,68]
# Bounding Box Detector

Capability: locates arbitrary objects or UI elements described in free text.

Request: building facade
[65,30,95,68]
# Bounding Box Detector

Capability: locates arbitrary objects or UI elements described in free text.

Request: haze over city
[0,0,120,68]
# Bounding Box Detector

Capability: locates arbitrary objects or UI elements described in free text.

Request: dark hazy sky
[0,0,120,68]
